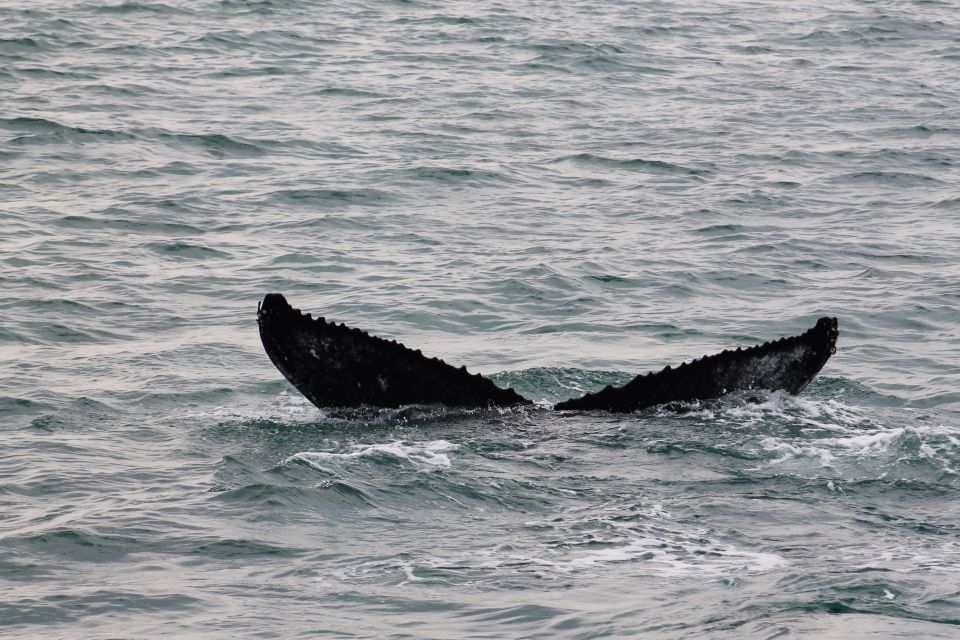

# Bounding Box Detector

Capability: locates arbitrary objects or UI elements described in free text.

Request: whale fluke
[555,317,839,411]
[258,293,838,412]
[258,293,532,408]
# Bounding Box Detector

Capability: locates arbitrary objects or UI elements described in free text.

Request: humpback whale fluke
[258,293,531,408]
[258,293,838,412]
[554,317,838,411]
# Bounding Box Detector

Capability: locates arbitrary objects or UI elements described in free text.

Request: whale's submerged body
[257,293,839,412]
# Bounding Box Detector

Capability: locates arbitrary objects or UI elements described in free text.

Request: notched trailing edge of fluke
[258,292,531,409]
[555,316,839,412]
[258,293,838,413]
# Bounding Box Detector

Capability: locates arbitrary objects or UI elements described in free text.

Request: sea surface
[2,1,959,638]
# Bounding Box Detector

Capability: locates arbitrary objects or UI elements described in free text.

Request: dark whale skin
[258,293,531,409]
[555,317,838,412]
[258,293,837,412]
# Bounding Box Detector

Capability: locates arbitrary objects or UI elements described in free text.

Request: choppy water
[2,1,960,637]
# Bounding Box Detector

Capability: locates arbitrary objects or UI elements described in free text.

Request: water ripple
[2,0,960,637]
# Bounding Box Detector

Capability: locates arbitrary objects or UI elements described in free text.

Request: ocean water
[2,0,959,637]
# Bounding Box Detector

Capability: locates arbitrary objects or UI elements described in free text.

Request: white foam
[662,392,873,437]
[646,502,670,519]
[476,508,792,579]
[399,560,426,583]
[184,390,325,423]
[759,437,837,468]
[553,526,789,577]
[757,423,960,475]
[289,440,459,469]
[309,511,791,590]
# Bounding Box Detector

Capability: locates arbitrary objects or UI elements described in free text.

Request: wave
[55,213,204,236]
[758,424,960,478]
[829,171,943,186]
[157,131,267,158]
[290,440,459,469]
[264,187,395,206]
[553,153,711,176]
[93,2,192,15]
[2,119,272,159]
[402,166,520,185]
[1,116,135,144]
[143,241,231,260]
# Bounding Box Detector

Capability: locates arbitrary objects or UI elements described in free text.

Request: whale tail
[554,317,838,411]
[258,293,838,412]
[258,293,531,409]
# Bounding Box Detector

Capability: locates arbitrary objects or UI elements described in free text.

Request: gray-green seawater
[2,1,959,638]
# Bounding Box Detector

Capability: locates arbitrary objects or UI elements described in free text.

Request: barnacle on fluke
[258,293,838,412]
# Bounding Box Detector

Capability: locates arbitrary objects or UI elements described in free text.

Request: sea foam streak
[289,440,459,469]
